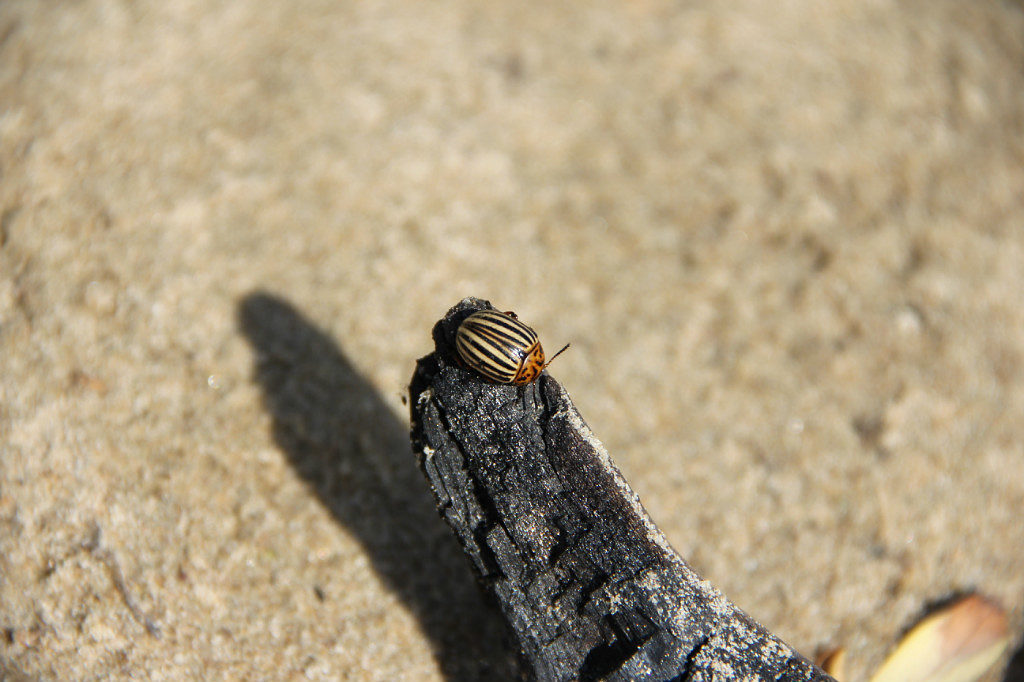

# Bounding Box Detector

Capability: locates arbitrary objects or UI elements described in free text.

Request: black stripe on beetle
[455,309,569,385]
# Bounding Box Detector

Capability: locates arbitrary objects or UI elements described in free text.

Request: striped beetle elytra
[455,309,569,385]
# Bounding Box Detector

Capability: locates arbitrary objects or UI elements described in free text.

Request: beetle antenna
[543,343,571,369]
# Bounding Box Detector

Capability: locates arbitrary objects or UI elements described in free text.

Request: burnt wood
[409,297,836,682]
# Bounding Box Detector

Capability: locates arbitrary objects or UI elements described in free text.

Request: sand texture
[1,1,1023,680]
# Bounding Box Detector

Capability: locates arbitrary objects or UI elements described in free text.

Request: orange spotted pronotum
[455,309,569,385]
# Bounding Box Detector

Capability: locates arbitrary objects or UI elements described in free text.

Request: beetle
[455,309,569,385]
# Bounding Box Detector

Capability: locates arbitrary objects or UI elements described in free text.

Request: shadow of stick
[237,292,519,681]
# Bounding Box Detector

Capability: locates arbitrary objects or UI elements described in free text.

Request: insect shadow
[237,292,519,681]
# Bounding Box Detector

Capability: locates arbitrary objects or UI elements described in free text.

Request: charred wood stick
[409,297,836,682]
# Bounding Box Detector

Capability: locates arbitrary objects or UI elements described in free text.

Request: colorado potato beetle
[455,309,569,385]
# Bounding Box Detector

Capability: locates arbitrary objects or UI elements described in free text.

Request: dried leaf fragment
[817,647,848,682]
[869,594,1009,682]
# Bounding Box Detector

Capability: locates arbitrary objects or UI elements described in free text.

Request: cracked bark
[409,297,836,682]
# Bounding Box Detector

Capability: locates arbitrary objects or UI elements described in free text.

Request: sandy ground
[1,1,1023,680]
